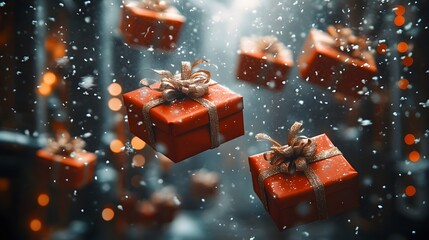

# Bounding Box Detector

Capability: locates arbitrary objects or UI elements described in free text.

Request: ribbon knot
[141,59,211,102]
[47,132,85,158]
[255,36,283,59]
[256,122,316,174]
[327,24,369,59]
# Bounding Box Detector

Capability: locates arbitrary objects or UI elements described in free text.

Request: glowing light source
[404,134,415,145]
[394,16,405,26]
[397,78,409,90]
[108,98,123,111]
[397,42,408,53]
[108,83,122,96]
[30,219,42,232]
[405,185,416,197]
[42,71,58,85]
[131,136,146,150]
[376,43,387,54]
[402,56,413,67]
[37,83,52,96]
[132,154,146,167]
[102,208,115,221]
[394,5,405,15]
[37,193,50,207]
[110,139,124,153]
[409,151,420,162]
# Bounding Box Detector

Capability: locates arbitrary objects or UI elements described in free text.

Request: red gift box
[297,28,377,98]
[119,1,185,50]
[236,36,293,91]
[123,62,244,163]
[248,133,359,230]
[36,149,97,189]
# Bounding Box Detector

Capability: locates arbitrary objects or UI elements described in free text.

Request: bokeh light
[0,178,9,191]
[37,193,50,207]
[404,134,415,145]
[376,43,387,54]
[397,42,408,53]
[42,71,58,85]
[102,208,115,221]
[394,5,405,15]
[409,151,420,162]
[110,139,124,153]
[37,83,52,96]
[405,185,416,197]
[108,82,122,96]
[394,15,405,26]
[402,56,413,67]
[131,136,146,150]
[397,78,409,90]
[30,219,42,232]
[108,98,123,111]
[132,154,146,167]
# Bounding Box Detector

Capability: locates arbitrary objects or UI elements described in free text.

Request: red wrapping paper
[119,2,185,50]
[248,134,359,229]
[123,83,244,163]
[297,28,377,98]
[236,37,293,91]
[36,149,97,189]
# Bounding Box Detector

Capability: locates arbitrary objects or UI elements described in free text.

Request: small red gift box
[36,149,97,189]
[123,61,244,163]
[297,28,377,98]
[119,1,186,50]
[236,36,293,90]
[248,132,359,230]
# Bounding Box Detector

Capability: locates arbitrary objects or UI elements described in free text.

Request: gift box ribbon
[140,59,220,149]
[255,122,342,219]
[326,24,370,60]
[139,0,169,12]
[47,132,85,159]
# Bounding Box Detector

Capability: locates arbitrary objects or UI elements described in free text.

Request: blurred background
[1,0,428,239]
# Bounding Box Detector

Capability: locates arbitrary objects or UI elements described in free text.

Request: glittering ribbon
[326,25,370,60]
[255,122,342,219]
[46,132,85,160]
[139,0,169,12]
[140,59,220,149]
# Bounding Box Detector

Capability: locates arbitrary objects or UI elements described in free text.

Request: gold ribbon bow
[140,59,220,150]
[327,24,369,59]
[255,122,342,219]
[46,132,85,158]
[140,0,169,12]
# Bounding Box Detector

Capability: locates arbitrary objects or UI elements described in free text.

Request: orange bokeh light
[30,219,42,232]
[132,154,146,167]
[131,136,146,150]
[409,151,420,162]
[102,208,115,221]
[394,15,405,26]
[37,83,52,96]
[108,98,123,111]
[402,56,413,66]
[108,83,122,96]
[0,178,9,191]
[43,71,58,85]
[397,42,408,53]
[397,78,409,90]
[405,185,416,197]
[376,43,387,54]
[37,193,50,207]
[394,5,405,15]
[110,139,124,153]
[404,134,415,145]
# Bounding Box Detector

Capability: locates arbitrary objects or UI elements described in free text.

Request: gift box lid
[309,28,377,72]
[239,37,293,67]
[123,82,244,136]
[249,133,358,209]
[37,149,97,168]
[125,2,186,22]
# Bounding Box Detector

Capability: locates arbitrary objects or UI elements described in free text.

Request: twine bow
[46,132,85,158]
[327,25,369,59]
[255,122,342,219]
[141,59,211,102]
[139,0,169,12]
[140,59,220,150]
[255,36,283,59]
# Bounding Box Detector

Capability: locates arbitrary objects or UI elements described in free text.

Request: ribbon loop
[139,0,169,12]
[327,25,369,59]
[255,122,343,219]
[47,132,85,158]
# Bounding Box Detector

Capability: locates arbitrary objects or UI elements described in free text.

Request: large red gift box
[123,82,244,163]
[119,1,185,50]
[36,149,97,189]
[248,134,359,229]
[236,36,293,90]
[297,28,377,98]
